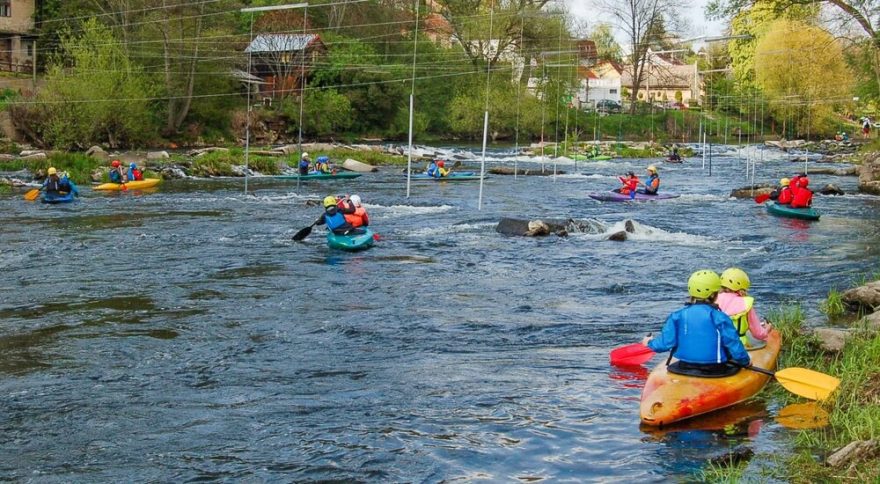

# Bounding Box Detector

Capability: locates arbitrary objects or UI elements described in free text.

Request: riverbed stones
[20,152,46,161]
[147,151,170,160]
[826,440,880,468]
[707,446,754,468]
[841,281,880,311]
[818,184,845,195]
[859,153,880,195]
[809,166,858,176]
[159,166,187,179]
[85,145,109,160]
[811,328,852,353]
[0,153,14,162]
[495,218,568,237]
[729,184,773,199]
[90,168,106,182]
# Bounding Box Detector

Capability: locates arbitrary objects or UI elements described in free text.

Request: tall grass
[820,288,846,318]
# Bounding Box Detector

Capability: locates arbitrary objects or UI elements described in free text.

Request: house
[578,60,623,108]
[244,33,327,99]
[620,50,701,106]
[0,0,40,73]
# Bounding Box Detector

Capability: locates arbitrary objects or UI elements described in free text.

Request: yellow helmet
[47,167,57,175]
[647,165,657,173]
[780,178,790,187]
[688,270,721,299]
[720,267,750,291]
[322,195,337,208]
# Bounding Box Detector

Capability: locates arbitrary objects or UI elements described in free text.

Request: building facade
[0,0,38,73]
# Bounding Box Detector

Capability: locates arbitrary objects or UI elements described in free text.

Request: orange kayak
[640,329,781,426]
[94,178,161,191]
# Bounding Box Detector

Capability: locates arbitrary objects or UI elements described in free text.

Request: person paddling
[616,171,639,199]
[315,195,360,235]
[641,270,751,377]
[127,162,144,181]
[638,165,660,195]
[790,177,813,208]
[298,152,311,175]
[315,156,333,174]
[109,160,127,183]
[768,178,790,202]
[716,268,771,350]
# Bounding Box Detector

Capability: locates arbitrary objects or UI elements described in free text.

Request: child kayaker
[128,162,144,181]
[109,160,127,183]
[716,268,771,350]
[642,270,751,377]
[315,195,357,235]
[315,156,333,174]
[344,194,369,228]
[617,171,639,198]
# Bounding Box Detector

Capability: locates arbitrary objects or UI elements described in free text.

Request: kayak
[94,178,161,191]
[640,330,781,427]
[42,191,76,204]
[766,202,820,221]
[589,190,680,202]
[327,229,375,251]
[274,172,362,180]
[572,154,612,161]
[666,157,684,163]
[409,172,483,181]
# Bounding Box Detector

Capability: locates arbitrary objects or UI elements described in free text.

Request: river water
[1,146,877,481]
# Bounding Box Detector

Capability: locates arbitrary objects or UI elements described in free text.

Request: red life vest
[344,206,369,227]
[618,176,639,194]
[777,186,793,204]
[790,187,813,208]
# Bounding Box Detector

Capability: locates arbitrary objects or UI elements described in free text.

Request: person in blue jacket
[127,162,143,181]
[314,195,358,235]
[315,155,333,174]
[298,152,311,175]
[642,270,751,377]
[425,159,439,177]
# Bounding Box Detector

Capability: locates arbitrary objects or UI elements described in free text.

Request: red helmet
[799,177,809,187]
[437,161,445,167]
[111,160,121,167]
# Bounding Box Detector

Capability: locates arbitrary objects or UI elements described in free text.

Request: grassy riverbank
[701,304,880,482]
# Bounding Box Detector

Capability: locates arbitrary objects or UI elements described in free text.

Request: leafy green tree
[590,23,622,62]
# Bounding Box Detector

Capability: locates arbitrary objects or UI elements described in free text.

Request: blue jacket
[648,303,750,366]
[426,162,438,177]
[109,170,122,183]
[323,208,348,231]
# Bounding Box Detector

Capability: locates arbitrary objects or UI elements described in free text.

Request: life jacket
[777,186,793,204]
[44,176,62,194]
[344,206,368,227]
[323,207,348,231]
[645,175,660,194]
[618,176,638,194]
[790,187,813,208]
[720,295,755,347]
[298,160,310,175]
[109,170,122,183]
[317,163,331,174]
[669,303,734,365]
[426,162,438,177]
[438,167,449,177]
[132,169,143,181]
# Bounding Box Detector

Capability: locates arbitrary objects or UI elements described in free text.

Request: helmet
[317,156,329,163]
[323,195,337,208]
[47,167,57,175]
[799,177,809,187]
[780,178,790,187]
[720,267,750,291]
[111,160,121,167]
[301,152,310,159]
[350,194,362,207]
[647,165,657,173]
[130,162,137,169]
[437,161,445,167]
[627,171,635,177]
[688,270,722,299]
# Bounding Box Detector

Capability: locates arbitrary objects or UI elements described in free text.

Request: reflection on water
[0,150,874,480]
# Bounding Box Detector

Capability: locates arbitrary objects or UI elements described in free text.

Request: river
[1,145,876,481]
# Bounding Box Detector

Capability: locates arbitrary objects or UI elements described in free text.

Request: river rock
[159,166,187,179]
[707,446,754,468]
[85,145,109,160]
[189,147,229,157]
[826,440,880,468]
[608,231,627,242]
[0,153,14,162]
[90,168,106,183]
[864,311,880,330]
[730,184,773,199]
[20,152,46,161]
[811,327,851,352]
[342,158,378,173]
[841,281,880,311]
[147,151,170,160]
[818,184,844,195]
[495,218,568,237]
[859,153,880,195]
[809,166,858,176]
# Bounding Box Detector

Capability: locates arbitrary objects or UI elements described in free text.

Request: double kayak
[572,154,612,161]
[327,228,375,251]
[409,172,483,181]
[589,190,680,202]
[766,202,820,221]
[94,178,162,191]
[640,330,781,427]
[274,172,362,180]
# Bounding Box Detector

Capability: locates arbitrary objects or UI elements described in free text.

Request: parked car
[596,99,622,114]
[664,101,687,110]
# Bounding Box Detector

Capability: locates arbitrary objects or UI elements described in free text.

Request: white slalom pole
[479,111,489,210]
[405,0,420,198]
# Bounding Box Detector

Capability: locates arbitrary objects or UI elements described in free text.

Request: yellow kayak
[94,178,162,191]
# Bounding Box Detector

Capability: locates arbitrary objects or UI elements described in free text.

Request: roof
[245,34,319,53]
[577,40,598,61]
[621,64,694,89]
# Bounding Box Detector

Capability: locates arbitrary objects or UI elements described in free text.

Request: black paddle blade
[453,160,462,168]
[292,225,313,241]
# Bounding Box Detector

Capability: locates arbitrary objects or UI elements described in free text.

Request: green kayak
[572,154,612,161]
[274,172,362,180]
[327,228,375,251]
[766,202,820,221]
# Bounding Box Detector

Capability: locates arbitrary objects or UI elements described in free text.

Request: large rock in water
[818,183,844,195]
[859,152,880,195]
[841,281,880,311]
[496,218,569,237]
[730,184,773,199]
[342,158,378,173]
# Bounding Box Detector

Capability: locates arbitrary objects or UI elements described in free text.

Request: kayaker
[716,268,771,350]
[109,160,127,183]
[768,178,790,201]
[315,156,333,174]
[641,270,751,377]
[436,160,450,177]
[638,165,660,195]
[344,194,370,228]
[42,167,63,195]
[668,145,681,162]
[590,144,601,158]
[789,177,813,208]
[616,171,639,198]
[298,153,311,175]
[127,162,144,181]
[315,195,358,235]
[425,160,439,177]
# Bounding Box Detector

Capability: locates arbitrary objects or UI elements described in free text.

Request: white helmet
[350,194,362,207]
[301,152,310,159]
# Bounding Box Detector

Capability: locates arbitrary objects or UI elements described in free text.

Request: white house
[578,60,623,108]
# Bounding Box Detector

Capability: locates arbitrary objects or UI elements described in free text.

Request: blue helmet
[130,162,137,169]
[317,156,329,163]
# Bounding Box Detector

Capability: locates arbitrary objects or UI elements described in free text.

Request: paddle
[443,160,462,177]
[755,194,770,204]
[610,342,655,366]
[292,222,317,241]
[23,188,40,201]
[738,364,840,401]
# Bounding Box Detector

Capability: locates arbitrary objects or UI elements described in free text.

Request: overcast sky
[566,0,725,43]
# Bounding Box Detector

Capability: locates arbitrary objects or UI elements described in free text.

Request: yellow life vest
[730,296,755,347]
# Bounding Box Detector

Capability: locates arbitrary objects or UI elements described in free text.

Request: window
[0,2,10,17]
[609,89,617,94]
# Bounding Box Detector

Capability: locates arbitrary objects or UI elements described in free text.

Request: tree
[755,19,852,136]
[597,0,683,113]
[590,22,622,62]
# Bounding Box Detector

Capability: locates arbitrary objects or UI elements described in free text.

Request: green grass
[0,152,104,184]
[820,288,847,318]
[697,459,747,483]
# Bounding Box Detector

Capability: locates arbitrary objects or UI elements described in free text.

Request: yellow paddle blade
[776,402,830,429]
[775,368,840,401]
[23,189,40,201]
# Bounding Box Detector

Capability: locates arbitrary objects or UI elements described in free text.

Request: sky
[566,0,725,44]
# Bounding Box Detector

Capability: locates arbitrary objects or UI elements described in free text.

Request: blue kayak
[41,182,79,204]
[327,228,375,251]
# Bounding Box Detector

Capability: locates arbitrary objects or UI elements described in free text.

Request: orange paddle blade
[24,189,40,201]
